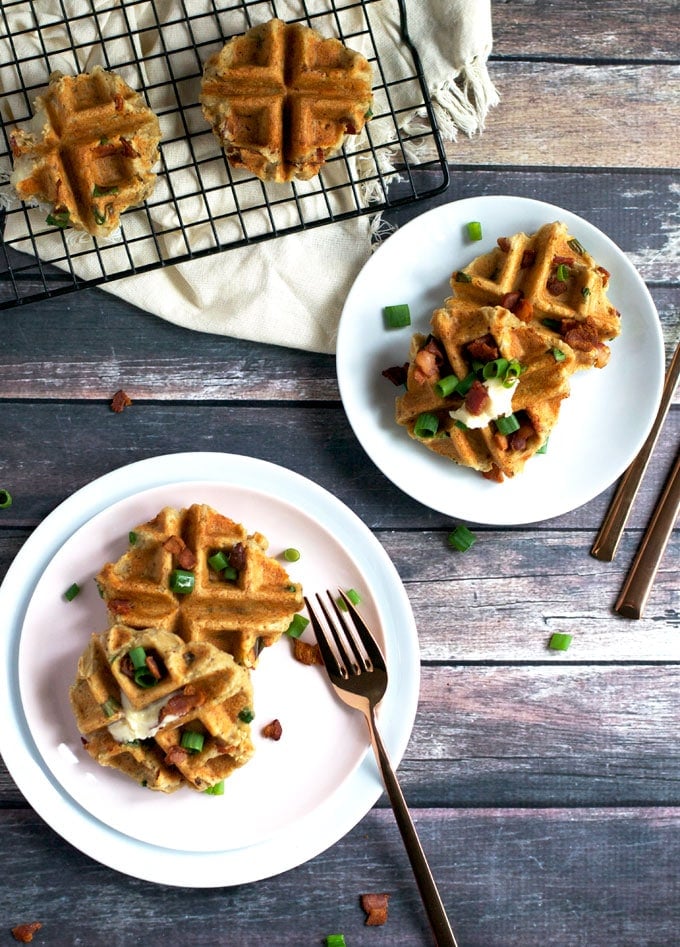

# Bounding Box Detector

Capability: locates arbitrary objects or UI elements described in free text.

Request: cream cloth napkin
[0,0,498,352]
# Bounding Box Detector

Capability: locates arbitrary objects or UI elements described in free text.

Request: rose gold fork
[304,590,458,947]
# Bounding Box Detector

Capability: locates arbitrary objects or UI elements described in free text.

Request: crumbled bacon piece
[596,265,610,286]
[413,337,445,385]
[118,652,135,679]
[520,249,536,268]
[361,893,390,926]
[562,317,599,351]
[119,137,139,158]
[177,546,196,569]
[229,542,247,572]
[163,535,184,556]
[109,598,133,615]
[11,923,42,943]
[552,255,574,266]
[163,535,197,570]
[497,236,511,253]
[293,639,323,666]
[382,363,409,387]
[464,379,490,416]
[159,686,205,721]
[508,420,536,452]
[513,297,534,323]
[164,745,189,767]
[465,333,499,363]
[483,464,504,483]
[111,389,132,412]
[145,653,163,681]
[114,93,124,111]
[262,719,283,741]
[546,276,567,296]
[500,291,522,313]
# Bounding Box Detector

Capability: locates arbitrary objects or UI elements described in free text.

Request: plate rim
[337,194,665,525]
[0,452,420,886]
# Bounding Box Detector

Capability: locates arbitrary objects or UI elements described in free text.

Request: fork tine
[333,589,386,671]
[303,595,346,678]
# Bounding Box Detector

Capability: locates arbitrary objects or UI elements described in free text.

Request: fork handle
[366,708,458,947]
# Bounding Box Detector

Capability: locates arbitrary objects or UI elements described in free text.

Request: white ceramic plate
[337,195,665,525]
[0,453,419,886]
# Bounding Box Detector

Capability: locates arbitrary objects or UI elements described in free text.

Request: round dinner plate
[337,195,665,525]
[0,453,419,886]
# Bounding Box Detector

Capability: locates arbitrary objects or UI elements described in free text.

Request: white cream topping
[108,690,179,743]
[449,376,518,430]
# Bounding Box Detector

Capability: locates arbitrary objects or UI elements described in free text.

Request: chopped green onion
[552,348,567,362]
[455,270,472,283]
[383,303,411,329]
[222,564,238,580]
[466,220,483,241]
[337,588,362,611]
[568,237,586,255]
[101,697,119,718]
[128,646,147,669]
[92,206,108,225]
[541,318,562,331]
[64,582,80,602]
[180,730,205,753]
[93,184,119,196]
[128,531,138,544]
[537,438,550,455]
[208,551,230,572]
[482,358,509,380]
[556,263,570,282]
[169,569,195,594]
[204,780,225,796]
[238,708,255,724]
[495,413,521,435]
[0,489,12,509]
[448,525,476,552]
[434,374,460,398]
[325,937,347,947]
[46,210,70,228]
[286,614,310,638]
[134,666,158,688]
[283,547,300,562]
[455,371,476,396]
[581,286,591,298]
[454,419,468,430]
[548,632,573,651]
[364,107,373,120]
[413,412,439,438]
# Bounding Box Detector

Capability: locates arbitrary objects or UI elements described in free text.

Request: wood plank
[444,63,679,169]
[0,807,677,945]
[492,1,680,61]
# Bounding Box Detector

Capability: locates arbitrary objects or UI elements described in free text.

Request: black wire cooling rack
[0,0,449,308]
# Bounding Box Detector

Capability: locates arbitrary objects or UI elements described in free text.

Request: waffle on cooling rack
[70,625,254,793]
[450,221,620,370]
[9,66,161,238]
[395,301,577,481]
[200,17,373,182]
[96,504,303,668]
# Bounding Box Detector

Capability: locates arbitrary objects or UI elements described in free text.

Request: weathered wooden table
[1,2,678,944]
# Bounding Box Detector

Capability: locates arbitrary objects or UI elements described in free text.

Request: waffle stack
[200,17,373,182]
[9,66,161,237]
[96,503,303,669]
[449,221,620,370]
[396,301,577,481]
[70,625,254,793]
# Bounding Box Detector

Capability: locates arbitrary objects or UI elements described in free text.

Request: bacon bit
[465,333,499,362]
[119,137,139,158]
[345,120,358,135]
[596,264,610,286]
[109,598,133,615]
[262,719,283,741]
[546,276,568,296]
[483,464,504,483]
[92,142,118,157]
[361,893,390,926]
[114,93,124,111]
[293,639,323,666]
[500,291,522,313]
[11,923,42,943]
[562,317,599,351]
[382,363,409,386]
[9,133,21,158]
[553,255,574,266]
[164,745,189,767]
[145,653,163,681]
[464,379,490,416]
[497,236,511,253]
[163,535,185,555]
[520,249,536,268]
[159,687,205,721]
[508,421,535,452]
[111,389,132,412]
[177,546,197,570]
[229,542,247,572]
[413,338,445,385]
[513,297,534,323]
[118,652,135,679]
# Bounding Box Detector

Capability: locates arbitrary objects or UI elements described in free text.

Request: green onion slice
[128,646,147,669]
[482,358,509,380]
[454,270,472,283]
[495,413,521,435]
[0,489,12,509]
[466,220,483,241]
[133,666,158,688]
[568,237,586,255]
[581,286,591,298]
[283,547,300,562]
[222,564,238,580]
[552,348,567,362]
[325,937,347,947]
[204,780,225,796]
[169,569,195,594]
[286,614,310,638]
[413,412,439,438]
[537,438,550,455]
[434,374,459,398]
[64,582,80,602]
[101,697,120,718]
[93,184,119,196]
[541,318,562,331]
[180,730,205,753]
[556,263,570,282]
[548,632,573,651]
[128,530,138,544]
[337,588,362,611]
[455,371,476,396]
[208,551,230,572]
[448,525,476,552]
[238,708,255,724]
[383,303,411,329]
[46,210,70,228]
